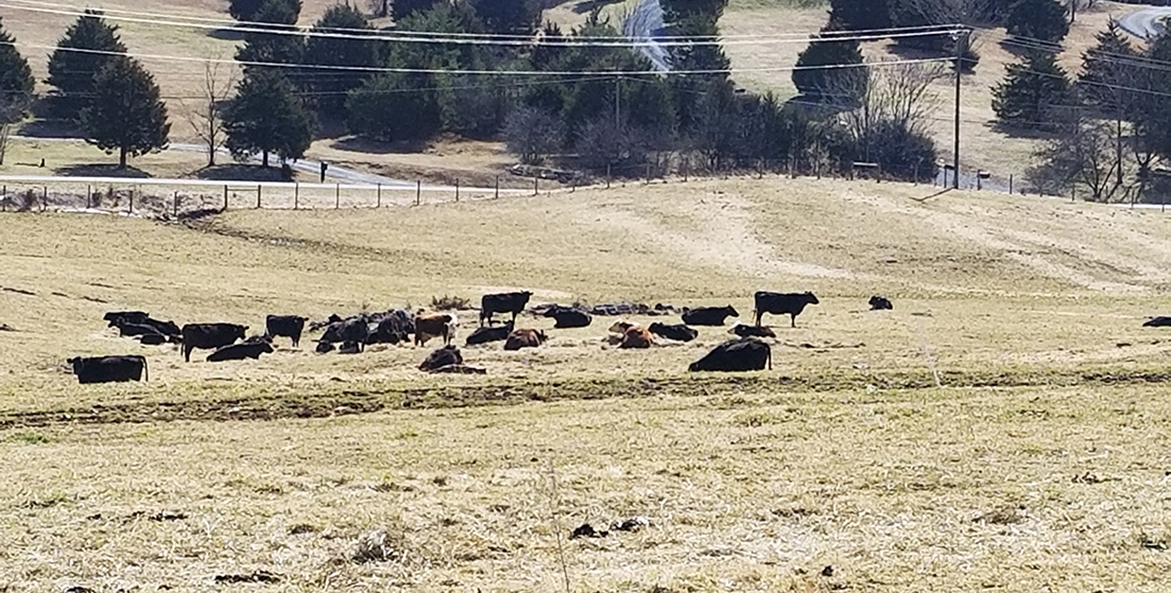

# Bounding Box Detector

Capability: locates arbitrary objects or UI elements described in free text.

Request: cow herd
[68,290,892,384]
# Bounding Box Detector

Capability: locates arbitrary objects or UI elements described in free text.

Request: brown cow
[619,326,654,349]
[415,310,457,346]
[504,328,547,351]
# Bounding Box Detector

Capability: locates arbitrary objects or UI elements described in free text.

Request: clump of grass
[974,505,1026,525]
[8,430,51,444]
[353,527,413,564]
[430,295,471,311]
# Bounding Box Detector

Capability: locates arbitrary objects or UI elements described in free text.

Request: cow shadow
[55,164,152,178]
[193,164,291,182]
[330,135,431,156]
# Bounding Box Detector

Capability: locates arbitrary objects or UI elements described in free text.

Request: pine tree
[236,0,304,75]
[346,72,441,142]
[0,17,34,113]
[1079,19,1136,114]
[46,10,126,119]
[302,4,380,115]
[992,51,1073,130]
[829,0,889,31]
[79,56,170,169]
[224,68,315,166]
[1005,0,1069,44]
[393,0,442,22]
[229,0,266,21]
[468,0,540,35]
[792,26,867,103]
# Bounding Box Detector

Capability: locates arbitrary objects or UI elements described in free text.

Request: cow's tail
[143,357,149,382]
[767,347,772,371]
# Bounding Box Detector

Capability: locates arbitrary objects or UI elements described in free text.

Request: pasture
[3,176,1171,591]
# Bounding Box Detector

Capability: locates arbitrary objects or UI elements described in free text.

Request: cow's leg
[183,344,192,362]
[755,311,763,327]
[790,314,796,328]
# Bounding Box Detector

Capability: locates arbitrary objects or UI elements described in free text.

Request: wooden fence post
[173,191,179,218]
[495,176,499,200]
[294,182,299,210]
[1009,174,1014,195]
[42,186,47,212]
[335,183,340,209]
[606,164,611,189]
[86,185,91,209]
[223,185,228,210]
[256,184,262,209]
[127,189,132,214]
[533,177,538,196]
[376,183,381,208]
[455,178,460,203]
[416,180,421,206]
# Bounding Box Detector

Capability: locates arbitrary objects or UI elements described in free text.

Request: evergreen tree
[792,26,867,103]
[229,0,266,21]
[224,68,315,166]
[302,5,380,116]
[79,56,170,169]
[992,51,1073,130]
[0,18,34,112]
[1133,31,1171,164]
[1078,19,1137,114]
[829,0,889,31]
[346,72,442,142]
[46,10,126,119]
[1005,0,1069,44]
[393,0,442,22]
[236,0,304,75]
[468,0,540,35]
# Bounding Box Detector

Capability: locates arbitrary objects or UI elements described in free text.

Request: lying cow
[682,305,739,326]
[266,315,307,347]
[1143,316,1171,327]
[481,291,532,326]
[730,322,776,339]
[466,321,513,346]
[107,311,180,340]
[415,311,457,346]
[181,323,247,362]
[648,322,698,342]
[869,296,893,311]
[753,291,819,328]
[543,305,592,329]
[118,323,167,340]
[689,338,771,372]
[619,326,654,349]
[420,344,463,371]
[339,341,363,354]
[68,355,148,384]
[104,311,149,327]
[207,339,274,362]
[504,328,547,351]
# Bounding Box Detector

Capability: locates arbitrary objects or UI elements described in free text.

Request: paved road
[624,0,670,72]
[1117,5,1171,40]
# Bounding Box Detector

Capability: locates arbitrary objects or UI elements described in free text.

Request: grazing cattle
[466,321,513,346]
[543,306,592,329]
[315,341,335,354]
[689,338,772,372]
[869,296,893,311]
[619,326,654,349]
[419,345,463,371]
[1143,316,1171,327]
[339,341,362,354]
[415,312,458,346]
[481,291,532,326]
[648,322,698,342]
[321,317,370,351]
[730,322,776,339]
[67,355,148,384]
[180,323,247,362]
[681,305,739,326]
[369,310,413,345]
[753,291,820,327]
[265,315,307,347]
[207,340,274,362]
[504,328,547,351]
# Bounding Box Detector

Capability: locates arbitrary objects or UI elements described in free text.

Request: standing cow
[265,315,307,347]
[67,355,148,384]
[480,291,532,326]
[415,311,458,346]
[753,291,819,328]
[180,323,248,362]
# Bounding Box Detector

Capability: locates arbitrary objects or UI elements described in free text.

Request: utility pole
[953,28,970,190]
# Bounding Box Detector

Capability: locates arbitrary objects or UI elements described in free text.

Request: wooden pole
[416,180,421,206]
[223,185,228,210]
[256,184,262,209]
[455,178,460,203]
[42,186,47,212]
[495,176,499,200]
[126,189,132,214]
[173,191,179,218]
[533,177,538,196]
[376,183,381,208]
[294,182,299,210]
[86,185,91,209]
[335,183,340,209]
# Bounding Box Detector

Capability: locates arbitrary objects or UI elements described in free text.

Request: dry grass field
[4,176,1171,589]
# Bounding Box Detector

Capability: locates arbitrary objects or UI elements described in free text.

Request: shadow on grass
[55,164,152,178]
[330,135,431,155]
[193,164,292,182]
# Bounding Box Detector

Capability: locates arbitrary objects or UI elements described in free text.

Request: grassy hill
[3,178,1171,590]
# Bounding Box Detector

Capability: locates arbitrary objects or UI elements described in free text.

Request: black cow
[315,341,335,353]
[648,322,698,342]
[321,317,370,352]
[104,311,149,326]
[265,315,307,347]
[139,333,168,346]
[1143,316,1171,327]
[543,306,592,329]
[339,340,362,354]
[753,291,820,327]
[869,296,893,311]
[368,310,413,345]
[118,323,166,339]
[688,338,772,372]
[106,312,179,339]
[730,323,776,339]
[682,306,739,326]
[180,323,248,362]
[207,340,274,362]
[419,344,463,371]
[67,355,148,384]
[481,291,532,326]
[466,321,513,346]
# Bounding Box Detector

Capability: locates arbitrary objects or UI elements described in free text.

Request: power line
[0,3,967,48]
[4,41,958,76]
[1,0,968,42]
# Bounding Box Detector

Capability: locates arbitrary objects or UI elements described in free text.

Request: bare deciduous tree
[185,60,236,168]
[1033,118,1122,202]
[0,97,29,166]
[832,62,947,160]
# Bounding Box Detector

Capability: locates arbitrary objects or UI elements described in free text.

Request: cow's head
[66,357,83,373]
[608,320,635,334]
[724,305,740,317]
[805,292,820,304]
[234,325,249,340]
